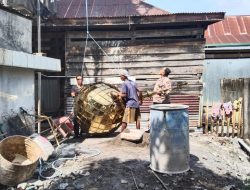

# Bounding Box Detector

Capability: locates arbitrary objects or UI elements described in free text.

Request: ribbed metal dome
[75,82,125,135]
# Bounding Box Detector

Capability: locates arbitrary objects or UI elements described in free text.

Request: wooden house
[34,0,224,127]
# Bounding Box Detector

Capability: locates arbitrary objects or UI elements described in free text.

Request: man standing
[71,75,84,138]
[119,70,142,132]
[153,67,172,104]
[145,68,172,133]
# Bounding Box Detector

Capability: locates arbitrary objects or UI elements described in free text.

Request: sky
[146,0,250,15]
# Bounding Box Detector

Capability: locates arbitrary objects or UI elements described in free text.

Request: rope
[151,170,168,190]
[81,0,89,78]
[80,32,89,78]
[130,169,139,190]
[38,147,101,179]
[80,0,123,79]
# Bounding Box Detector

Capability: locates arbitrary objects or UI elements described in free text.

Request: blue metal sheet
[202,58,250,104]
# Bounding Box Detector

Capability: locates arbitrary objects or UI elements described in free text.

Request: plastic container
[150,104,190,174]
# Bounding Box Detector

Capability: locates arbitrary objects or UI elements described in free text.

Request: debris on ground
[0,133,249,190]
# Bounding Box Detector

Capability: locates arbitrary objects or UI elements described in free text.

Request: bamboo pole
[232,110,235,138]
[226,115,230,137]
[238,101,243,138]
[221,109,225,137]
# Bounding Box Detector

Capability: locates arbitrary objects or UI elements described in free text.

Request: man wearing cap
[119,70,142,132]
[71,75,84,138]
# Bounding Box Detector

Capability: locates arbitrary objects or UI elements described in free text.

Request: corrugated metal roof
[206,16,250,46]
[55,0,169,18]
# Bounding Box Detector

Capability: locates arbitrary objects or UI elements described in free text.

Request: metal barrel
[150,104,190,174]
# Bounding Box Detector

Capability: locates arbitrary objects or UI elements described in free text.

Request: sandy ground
[1,129,249,190]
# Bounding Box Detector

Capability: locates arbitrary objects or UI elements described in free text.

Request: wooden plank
[64,73,201,79]
[221,109,225,136]
[66,53,205,63]
[226,116,230,137]
[65,75,200,83]
[67,60,204,69]
[50,13,224,27]
[232,110,235,138]
[66,44,205,56]
[137,74,200,80]
[136,80,203,86]
[238,103,242,138]
[66,28,204,40]
[70,66,204,76]
[66,37,205,48]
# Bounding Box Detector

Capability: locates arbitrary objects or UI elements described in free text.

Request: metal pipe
[41,74,121,78]
[37,72,41,134]
[37,0,41,134]
[37,0,41,53]
[85,0,89,32]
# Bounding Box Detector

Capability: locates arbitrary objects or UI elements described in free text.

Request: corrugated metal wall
[202,58,250,105]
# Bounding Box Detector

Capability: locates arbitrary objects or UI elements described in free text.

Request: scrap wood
[151,170,168,190]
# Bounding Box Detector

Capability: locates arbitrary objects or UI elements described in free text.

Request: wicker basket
[75,82,125,135]
[0,135,42,186]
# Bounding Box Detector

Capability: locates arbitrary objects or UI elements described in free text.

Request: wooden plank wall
[65,28,205,127]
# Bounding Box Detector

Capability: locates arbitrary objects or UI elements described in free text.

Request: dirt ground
[1,131,250,190]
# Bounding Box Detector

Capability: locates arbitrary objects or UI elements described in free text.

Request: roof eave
[44,12,225,28]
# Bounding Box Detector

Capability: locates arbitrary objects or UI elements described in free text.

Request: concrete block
[120,129,144,141]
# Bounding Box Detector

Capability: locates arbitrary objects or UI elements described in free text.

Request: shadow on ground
[41,154,246,190]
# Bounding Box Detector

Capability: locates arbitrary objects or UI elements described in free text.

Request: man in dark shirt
[119,70,142,132]
[71,75,84,138]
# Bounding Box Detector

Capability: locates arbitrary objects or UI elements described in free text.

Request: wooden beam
[46,12,224,27]
[66,28,204,40]
[66,44,205,56]
[67,60,204,69]
[70,65,203,76]
[66,53,205,63]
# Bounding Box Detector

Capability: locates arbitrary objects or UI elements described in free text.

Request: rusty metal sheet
[55,0,169,18]
[140,95,200,127]
[206,16,250,45]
